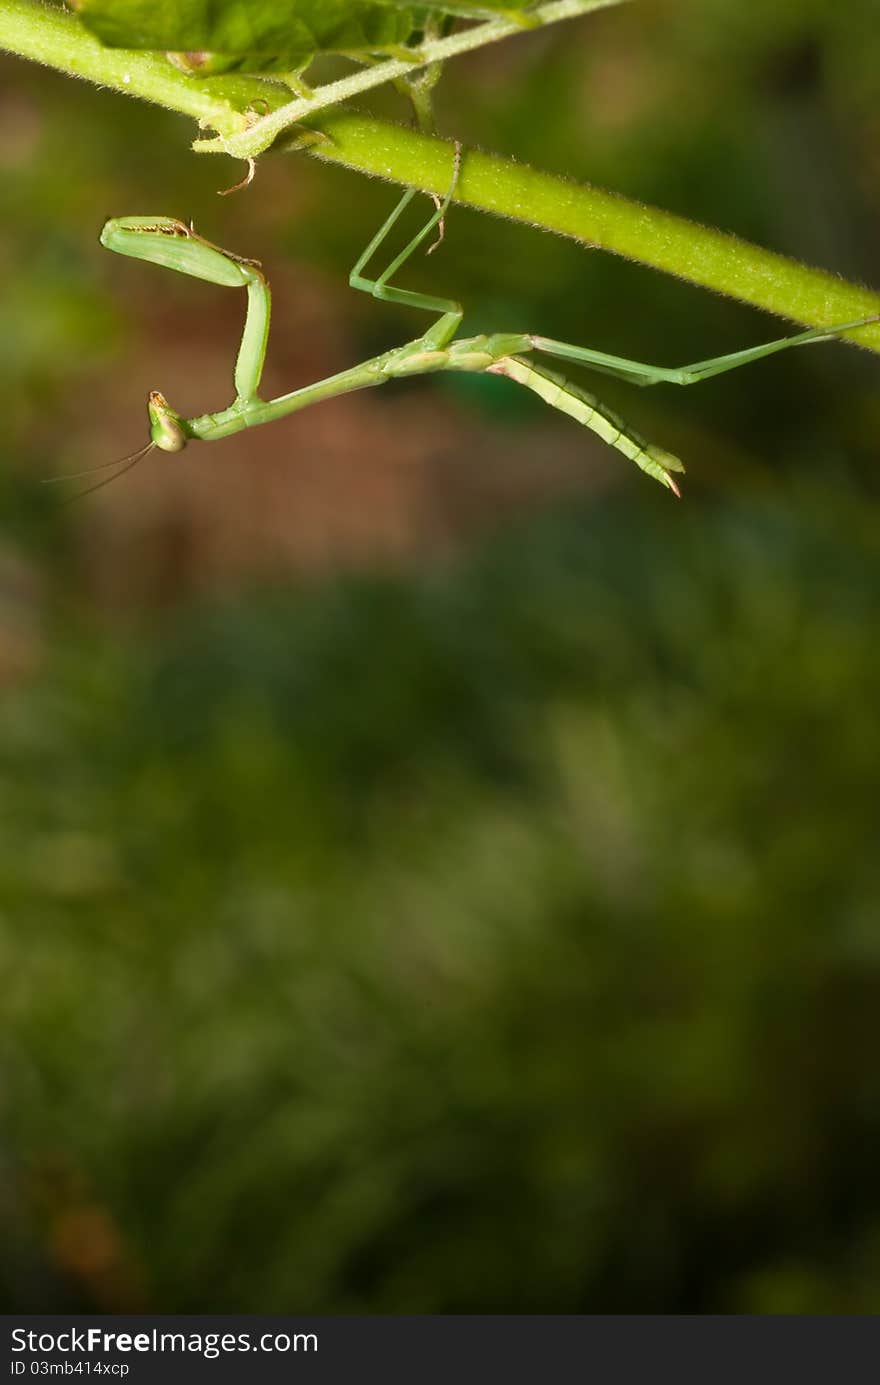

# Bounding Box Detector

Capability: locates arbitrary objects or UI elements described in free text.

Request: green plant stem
[0,0,287,138]
[193,1,632,159]
[3,0,879,352]
[308,112,880,352]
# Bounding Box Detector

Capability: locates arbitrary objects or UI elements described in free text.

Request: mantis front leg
[92,211,444,470]
[99,216,272,447]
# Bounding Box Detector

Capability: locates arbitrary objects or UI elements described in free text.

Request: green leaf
[71,0,422,57]
[393,1,536,11]
[378,0,535,12]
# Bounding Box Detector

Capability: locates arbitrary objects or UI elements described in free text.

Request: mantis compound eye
[148,391,189,453]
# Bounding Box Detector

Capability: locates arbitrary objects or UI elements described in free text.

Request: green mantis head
[148,392,189,453]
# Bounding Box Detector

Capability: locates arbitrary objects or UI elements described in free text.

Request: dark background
[1,0,879,1312]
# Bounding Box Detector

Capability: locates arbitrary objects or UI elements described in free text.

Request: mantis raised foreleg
[66,151,878,498]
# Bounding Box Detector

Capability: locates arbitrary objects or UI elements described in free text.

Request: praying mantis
[66,148,879,499]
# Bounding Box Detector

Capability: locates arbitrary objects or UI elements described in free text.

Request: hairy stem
[307,112,880,351]
[0,0,287,137]
[2,0,879,352]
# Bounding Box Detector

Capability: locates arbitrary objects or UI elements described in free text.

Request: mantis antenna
[58,151,879,499]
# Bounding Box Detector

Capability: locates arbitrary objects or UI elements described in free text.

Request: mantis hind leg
[530,313,880,388]
[349,143,464,349]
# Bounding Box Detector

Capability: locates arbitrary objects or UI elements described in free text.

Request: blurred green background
[2,0,880,1313]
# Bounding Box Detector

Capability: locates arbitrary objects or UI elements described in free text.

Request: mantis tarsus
[68,150,879,499]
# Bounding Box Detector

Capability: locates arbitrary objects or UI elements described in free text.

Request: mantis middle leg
[349,143,464,351]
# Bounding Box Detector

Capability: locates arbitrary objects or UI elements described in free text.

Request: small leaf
[378,0,536,12]
[379,0,537,11]
[71,0,421,58]
[165,51,315,77]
